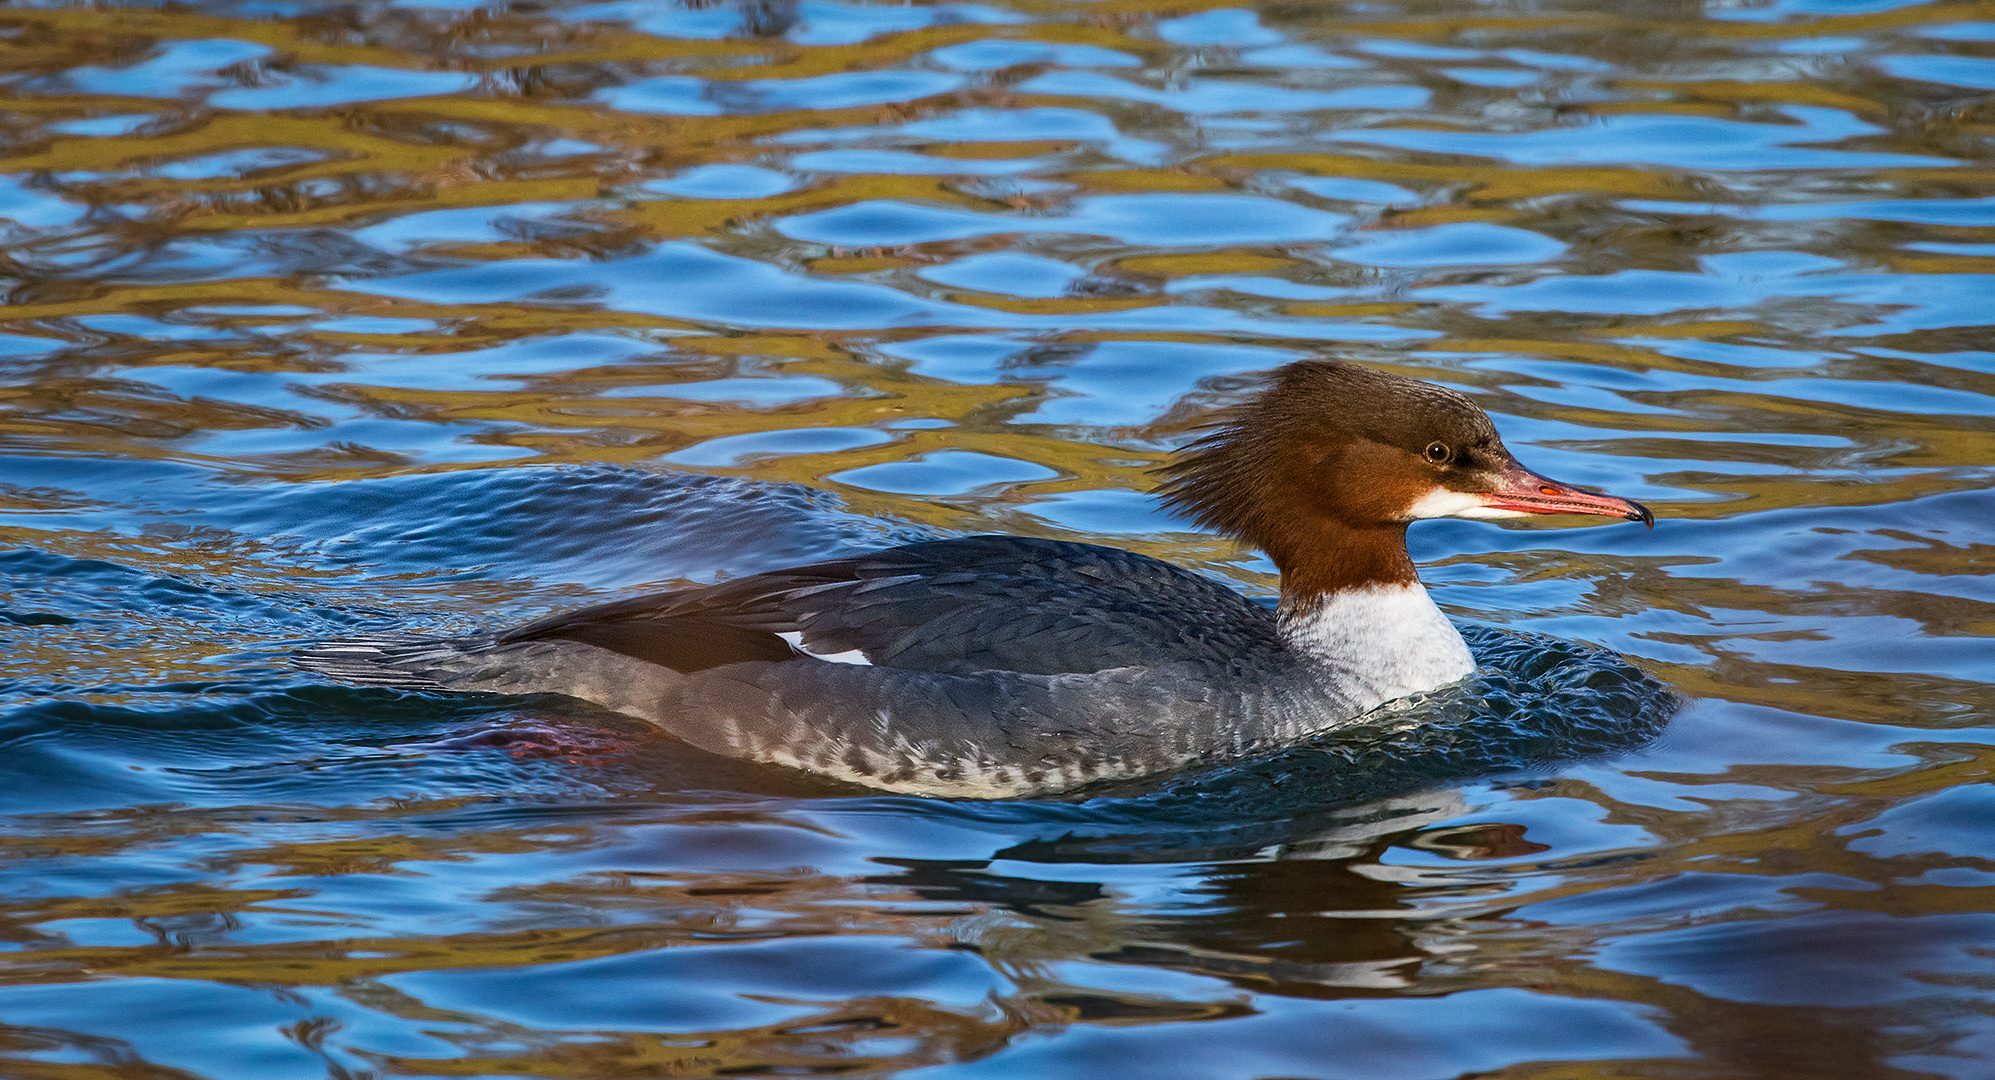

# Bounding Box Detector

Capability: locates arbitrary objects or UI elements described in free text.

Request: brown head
[1154,360,1651,603]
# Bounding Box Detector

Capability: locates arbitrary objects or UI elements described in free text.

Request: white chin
[1402,490,1530,520]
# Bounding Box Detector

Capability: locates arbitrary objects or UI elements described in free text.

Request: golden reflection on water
[2,0,1993,1076]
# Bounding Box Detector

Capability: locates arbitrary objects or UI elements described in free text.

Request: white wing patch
[776,630,874,666]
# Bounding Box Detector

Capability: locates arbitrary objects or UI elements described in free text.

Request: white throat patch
[1402,488,1529,520]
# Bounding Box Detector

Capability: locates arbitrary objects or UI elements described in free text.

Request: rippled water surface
[3,0,1993,1076]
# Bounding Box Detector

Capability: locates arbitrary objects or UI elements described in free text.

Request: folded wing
[500,535,1281,675]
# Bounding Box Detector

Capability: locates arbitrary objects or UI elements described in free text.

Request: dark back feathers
[498,535,1281,676]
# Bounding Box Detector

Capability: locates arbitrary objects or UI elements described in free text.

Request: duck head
[1155,360,1651,600]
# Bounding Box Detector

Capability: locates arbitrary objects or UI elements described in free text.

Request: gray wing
[499,535,1282,675]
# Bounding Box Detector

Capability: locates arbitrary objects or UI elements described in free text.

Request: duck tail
[292,633,484,690]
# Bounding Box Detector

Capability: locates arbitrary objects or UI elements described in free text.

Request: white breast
[1278,584,1476,707]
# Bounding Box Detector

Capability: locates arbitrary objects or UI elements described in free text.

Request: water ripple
[1,0,1991,1075]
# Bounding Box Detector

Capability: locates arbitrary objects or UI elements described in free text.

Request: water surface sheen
[2,0,1992,1076]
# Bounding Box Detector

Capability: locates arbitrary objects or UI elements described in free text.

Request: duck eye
[1423,441,1452,465]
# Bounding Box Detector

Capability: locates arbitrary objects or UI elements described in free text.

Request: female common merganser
[297,360,1652,798]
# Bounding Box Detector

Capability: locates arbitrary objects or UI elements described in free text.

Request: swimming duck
[297,360,1652,797]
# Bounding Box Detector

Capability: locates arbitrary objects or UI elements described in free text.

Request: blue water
[2,0,1993,1076]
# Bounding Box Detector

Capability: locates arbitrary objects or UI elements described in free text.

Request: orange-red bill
[1481,464,1655,527]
